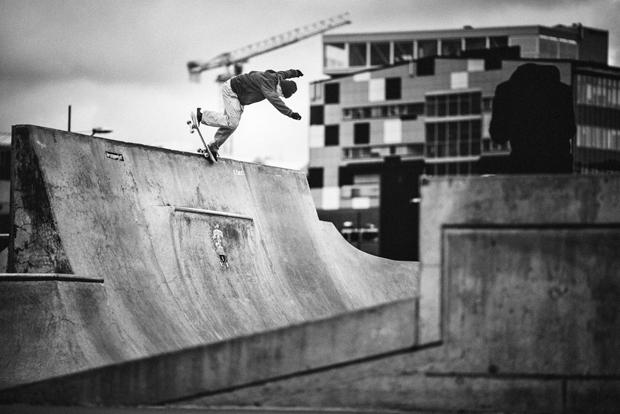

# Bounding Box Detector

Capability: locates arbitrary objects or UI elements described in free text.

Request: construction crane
[187,12,351,83]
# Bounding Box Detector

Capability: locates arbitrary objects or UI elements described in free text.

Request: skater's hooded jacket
[230,69,301,117]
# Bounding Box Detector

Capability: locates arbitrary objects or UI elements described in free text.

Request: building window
[465,37,486,51]
[559,39,578,59]
[310,83,323,101]
[426,92,482,117]
[325,83,340,104]
[482,97,493,112]
[385,77,401,100]
[441,38,462,56]
[349,42,367,66]
[354,123,370,145]
[307,167,324,188]
[324,42,347,68]
[490,36,508,48]
[394,41,413,62]
[310,105,324,125]
[343,102,424,120]
[416,57,435,76]
[425,119,482,158]
[370,42,390,65]
[325,125,340,146]
[418,39,437,58]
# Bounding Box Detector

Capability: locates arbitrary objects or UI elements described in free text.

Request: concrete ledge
[0,273,104,283]
[0,298,419,406]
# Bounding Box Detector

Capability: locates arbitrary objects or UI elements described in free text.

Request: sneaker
[208,144,219,161]
[196,107,202,124]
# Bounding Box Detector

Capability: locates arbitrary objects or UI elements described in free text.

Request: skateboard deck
[187,111,216,163]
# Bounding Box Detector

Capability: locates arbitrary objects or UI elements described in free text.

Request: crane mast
[187,12,351,82]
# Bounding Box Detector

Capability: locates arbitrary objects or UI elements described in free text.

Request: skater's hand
[296,69,304,77]
[291,112,302,120]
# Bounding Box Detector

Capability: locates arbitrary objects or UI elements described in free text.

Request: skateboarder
[194,69,304,160]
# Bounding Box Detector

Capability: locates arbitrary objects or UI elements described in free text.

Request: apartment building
[307,23,619,259]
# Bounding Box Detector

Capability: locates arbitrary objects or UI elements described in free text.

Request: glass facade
[343,143,425,161]
[425,120,482,158]
[576,74,620,108]
[385,77,402,100]
[323,25,604,75]
[324,42,347,68]
[465,37,486,51]
[325,125,340,146]
[343,102,424,121]
[354,123,370,145]
[418,39,437,58]
[307,167,324,188]
[394,41,414,62]
[539,35,578,59]
[441,38,461,56]
[575,73,620,172]
[325,83,340,104]
[425,91,482,160]
[310,105,324,125]
[349,43,367,66]
[489,36,508,48]
[370,42,390,65]
[426,92,482,117]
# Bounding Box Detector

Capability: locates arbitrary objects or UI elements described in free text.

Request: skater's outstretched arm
[276,69,303,79]
[261,85,296,118]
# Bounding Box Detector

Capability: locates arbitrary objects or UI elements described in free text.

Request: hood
[510,63,561,83]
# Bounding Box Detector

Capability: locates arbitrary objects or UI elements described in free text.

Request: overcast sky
[1,0,618,169]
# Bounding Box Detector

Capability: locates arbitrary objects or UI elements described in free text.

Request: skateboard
[187,110,216,163]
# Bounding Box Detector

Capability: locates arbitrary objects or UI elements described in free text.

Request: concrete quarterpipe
[0,125,418,394]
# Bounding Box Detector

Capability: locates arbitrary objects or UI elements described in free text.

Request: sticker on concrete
[212,224,229,268]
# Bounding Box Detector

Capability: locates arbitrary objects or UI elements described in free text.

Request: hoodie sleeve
[276,69,301,79]
[261,84,294,117]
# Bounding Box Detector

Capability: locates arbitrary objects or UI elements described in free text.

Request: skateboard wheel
[186,120,191,125]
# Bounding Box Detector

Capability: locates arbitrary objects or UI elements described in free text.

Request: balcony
[342,143,425,163]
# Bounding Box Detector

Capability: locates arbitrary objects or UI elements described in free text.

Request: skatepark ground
[0,125,619,412]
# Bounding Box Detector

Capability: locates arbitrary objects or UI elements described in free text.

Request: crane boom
[187,12,351,79]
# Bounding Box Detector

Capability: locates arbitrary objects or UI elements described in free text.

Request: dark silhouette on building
[490,63,576,173]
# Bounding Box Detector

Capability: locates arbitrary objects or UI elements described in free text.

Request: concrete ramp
[0,125,418,390]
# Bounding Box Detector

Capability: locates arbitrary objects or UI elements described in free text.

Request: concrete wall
[191,175,620,413]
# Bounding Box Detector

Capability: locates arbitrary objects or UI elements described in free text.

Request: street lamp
[351,196,370,250]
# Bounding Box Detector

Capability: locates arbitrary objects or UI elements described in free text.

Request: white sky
[1,0,618,169]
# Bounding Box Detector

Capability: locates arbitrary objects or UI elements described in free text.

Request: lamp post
[351,196,370,250]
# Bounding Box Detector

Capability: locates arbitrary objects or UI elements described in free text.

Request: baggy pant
[200,80,244,149]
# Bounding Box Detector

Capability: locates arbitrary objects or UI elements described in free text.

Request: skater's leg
[210,81,244,149]
[200,81,243,131]
[212,126,235,149]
